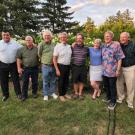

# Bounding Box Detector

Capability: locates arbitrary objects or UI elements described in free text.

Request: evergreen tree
[41,0,78,34]
[0,0,42,37]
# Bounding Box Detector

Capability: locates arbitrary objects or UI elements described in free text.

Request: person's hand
[56,69,60,76]
[18,68,24,76]
[72,42,77,48]
[116,70,120,77]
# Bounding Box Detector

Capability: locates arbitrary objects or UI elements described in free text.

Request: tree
[0,0,42,37]
[83,17,95,37]
[41,0,78,34]
[99,9,135,40]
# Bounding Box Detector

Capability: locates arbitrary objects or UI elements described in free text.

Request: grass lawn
[0,89,135,135]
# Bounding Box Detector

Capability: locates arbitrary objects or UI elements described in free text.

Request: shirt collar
[2,39,11,44]
[76,44,84,47]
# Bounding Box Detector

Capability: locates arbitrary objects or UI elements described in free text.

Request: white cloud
[67,0,135,25]
[68,1,91,12]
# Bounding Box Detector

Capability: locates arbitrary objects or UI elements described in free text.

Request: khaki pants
[117,65,135,106]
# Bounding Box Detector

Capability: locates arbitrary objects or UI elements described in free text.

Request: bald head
[120,32,130,45]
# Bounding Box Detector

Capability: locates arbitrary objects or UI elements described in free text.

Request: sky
[67,0,135,26]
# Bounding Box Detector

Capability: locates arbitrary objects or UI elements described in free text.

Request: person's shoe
[92,92,97,100]
[102,98,111,103]
[51,93,58,99]
[128,104,133,109]
[96,90,101,97]
[43,96,48,101]
[108,102,116,110]
[21,97,27,101]
[17,94,22,100]
[72,94,79,99]
[78,95,84,100]
[33,94,38,98]
[2,96,9,102]
[64,94,71,99]
[59,96,66,102]
[116,99,123,104]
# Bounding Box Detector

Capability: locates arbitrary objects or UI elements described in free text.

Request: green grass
[0,89,135,135]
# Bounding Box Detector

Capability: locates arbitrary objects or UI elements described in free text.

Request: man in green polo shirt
[16,36,39,101]
[38,30,58,101]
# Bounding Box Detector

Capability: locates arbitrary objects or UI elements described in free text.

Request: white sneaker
[51,93,58,99]
[43,96,48,101]
[128,104,133,109]
[116,99,123,104]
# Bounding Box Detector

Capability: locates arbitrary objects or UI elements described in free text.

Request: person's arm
[16,48,23,76]
[17,58,24,76]
[71,42,77,48]
[38,44,43,58]
[116,59,122,77]
[53,56,60,76]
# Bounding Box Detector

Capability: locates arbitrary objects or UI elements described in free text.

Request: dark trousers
[58,64,70,96]
[0,62,21,97]
[22,66,38,98]
[103,76,117,103]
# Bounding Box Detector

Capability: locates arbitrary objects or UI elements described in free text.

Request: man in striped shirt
[72,33,88,99]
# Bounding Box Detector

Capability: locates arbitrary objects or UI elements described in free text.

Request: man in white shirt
[0,31,22,101]
[53,32,72,102]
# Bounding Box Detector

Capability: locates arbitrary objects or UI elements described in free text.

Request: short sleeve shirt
[0,39,22,63]
[16,46,38,67]
[102,41,125,77]
[72,44,88,66]
[53,43,72,65]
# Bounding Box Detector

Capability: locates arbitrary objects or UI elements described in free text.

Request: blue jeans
[42,64,56,96]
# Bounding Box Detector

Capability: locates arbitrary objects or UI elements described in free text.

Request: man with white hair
[38,30,58,101]
[117,32,135,109]
[102,31,125,110]
[16,36,39,101]
[53,32,72,102]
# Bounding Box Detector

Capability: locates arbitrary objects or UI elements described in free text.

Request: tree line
[0,0,78,37]
[0,0,135,42]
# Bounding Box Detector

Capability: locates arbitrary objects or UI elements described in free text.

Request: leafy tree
[83,17,95,37]
[99,9,135,40]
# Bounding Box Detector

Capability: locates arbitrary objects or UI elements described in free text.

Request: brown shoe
[59,96,66,102]
[78,95,84,100]
[64,94,71,99]
[72,94,79,99]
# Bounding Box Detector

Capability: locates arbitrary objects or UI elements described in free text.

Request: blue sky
[67,0,135,26]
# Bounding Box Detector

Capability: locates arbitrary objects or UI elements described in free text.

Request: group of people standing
[0,30,135,110]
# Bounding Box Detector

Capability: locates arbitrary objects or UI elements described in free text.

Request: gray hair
[58,32,68,38]
[42,29,53,38]
[94,38,102,45]
[104,31,114,38]
[120,32,130,38]
[25,36,33,41]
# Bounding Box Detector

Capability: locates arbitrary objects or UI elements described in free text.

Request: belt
[73,64,85,67]
[43,64,54,67]
[24,66,38,69]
